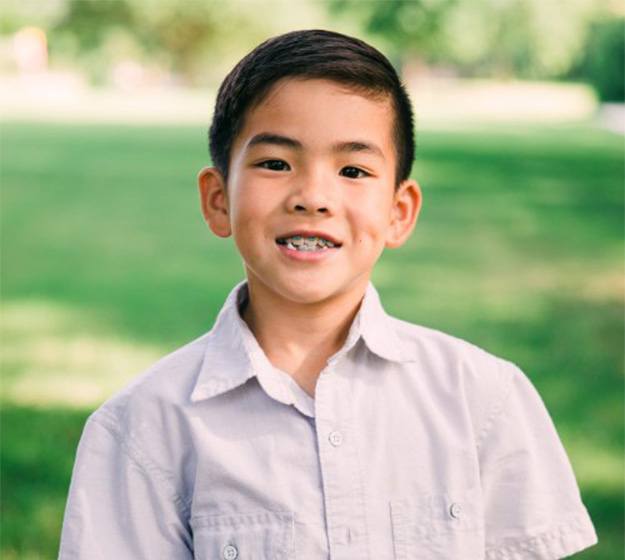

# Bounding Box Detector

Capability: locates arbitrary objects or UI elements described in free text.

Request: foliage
[2,0,620,86]
[0,0,66,34]
[328,0,615,79]
[2,0,319,85]
[48,0,265,85]
[570,17,625,102]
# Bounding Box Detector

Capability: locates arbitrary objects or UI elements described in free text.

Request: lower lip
[276,242,340,262]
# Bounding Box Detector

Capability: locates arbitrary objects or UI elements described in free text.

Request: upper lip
[275,230,342,246]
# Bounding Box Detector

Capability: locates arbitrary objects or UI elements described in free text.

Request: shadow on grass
[1,405,89,559]
[579,490,625,559]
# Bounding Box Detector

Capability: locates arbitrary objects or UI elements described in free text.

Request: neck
[241,276,368,390]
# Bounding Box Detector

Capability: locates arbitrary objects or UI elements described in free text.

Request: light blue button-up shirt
[59,280,598,559]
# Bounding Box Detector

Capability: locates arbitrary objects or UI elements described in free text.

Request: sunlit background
[1,1,623,558]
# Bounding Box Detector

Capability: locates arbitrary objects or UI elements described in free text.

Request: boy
[59,30,598,559]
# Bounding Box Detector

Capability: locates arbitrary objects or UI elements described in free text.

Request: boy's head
[199,29,422,306]
[209,29,415,187]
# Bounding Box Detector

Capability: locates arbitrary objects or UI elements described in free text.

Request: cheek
[227,191,255,246]
[348,196,393,243]
[230,187,276,242]
[228,177,257,222]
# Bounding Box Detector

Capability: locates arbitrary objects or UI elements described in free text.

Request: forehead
[232,78,395,158]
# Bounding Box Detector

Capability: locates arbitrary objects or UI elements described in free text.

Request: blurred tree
[327,0,615,80]
[326,0,454,70]
[54,0,133,52]
[569,16,625,102]
[127,0,332,85]
[0,0,327,86]
[129,0,233,82]
[2,0,621,95]
[0,0,66,34]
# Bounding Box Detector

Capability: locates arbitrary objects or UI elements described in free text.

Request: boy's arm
[58,413,193,560]
[478,361,598,560]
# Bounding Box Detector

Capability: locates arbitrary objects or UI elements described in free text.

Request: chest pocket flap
[191,510,294,560]
[390,487,484,559]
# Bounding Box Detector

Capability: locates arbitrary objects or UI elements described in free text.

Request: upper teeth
[281,235,336,249]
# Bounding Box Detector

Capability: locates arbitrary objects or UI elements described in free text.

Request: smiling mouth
[275,234,341,252]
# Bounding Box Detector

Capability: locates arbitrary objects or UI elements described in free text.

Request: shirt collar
[190,279,412,403]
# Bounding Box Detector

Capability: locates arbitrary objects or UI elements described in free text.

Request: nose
[286,168,333,215]
[293,202,329,214]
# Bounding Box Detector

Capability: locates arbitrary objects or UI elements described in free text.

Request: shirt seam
[92,411,191,517]
[475,358,516,451]
[484,508,597,559]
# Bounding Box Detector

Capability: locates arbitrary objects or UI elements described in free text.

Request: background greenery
[1,119,623,558]
[1,0,624,558]
[2,0,624,99]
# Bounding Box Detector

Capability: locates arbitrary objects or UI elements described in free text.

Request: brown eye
[340,166,368,179]
[258,160,290,171]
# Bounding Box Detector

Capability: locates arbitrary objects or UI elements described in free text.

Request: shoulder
[391,315,516,374]
[389,316,521,435]
[88,331,211,436]
[65,333,213,521]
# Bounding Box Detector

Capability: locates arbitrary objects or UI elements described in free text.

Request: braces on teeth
[278,235,336,251]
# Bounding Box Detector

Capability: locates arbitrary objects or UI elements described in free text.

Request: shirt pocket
[390,488,484,560]
[190,509,295,560]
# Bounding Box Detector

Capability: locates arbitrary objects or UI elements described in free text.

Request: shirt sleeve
[478,361,598,560]
[58,413,193,560]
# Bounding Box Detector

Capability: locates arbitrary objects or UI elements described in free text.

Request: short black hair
[209,29,415,187]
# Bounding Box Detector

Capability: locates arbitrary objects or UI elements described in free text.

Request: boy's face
[199,78,421,306]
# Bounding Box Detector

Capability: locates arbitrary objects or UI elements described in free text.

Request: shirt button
[328,430,343,446]
[223,544,238,560]
[449,502,462,519]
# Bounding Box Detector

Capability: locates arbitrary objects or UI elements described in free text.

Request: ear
[197,166,231,238]
[385,178,422,249]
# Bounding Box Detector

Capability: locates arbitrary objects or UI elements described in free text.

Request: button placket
[314,367,369,559]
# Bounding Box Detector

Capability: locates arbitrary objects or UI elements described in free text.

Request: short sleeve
[58,413,193,560]
[478,361,598,560]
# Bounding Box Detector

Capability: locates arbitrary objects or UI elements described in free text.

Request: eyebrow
[246,132,385,160]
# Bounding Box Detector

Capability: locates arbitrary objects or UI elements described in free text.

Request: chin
[279,282,338,304]
[246,265,353,305]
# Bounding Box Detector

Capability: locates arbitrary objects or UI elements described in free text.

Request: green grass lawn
[1,120,623,559]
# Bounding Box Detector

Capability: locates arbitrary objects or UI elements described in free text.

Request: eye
[340,166,369,179]
[256,159,290,172]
